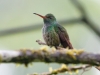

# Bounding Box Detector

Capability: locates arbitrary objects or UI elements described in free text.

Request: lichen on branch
[0,48,100,67]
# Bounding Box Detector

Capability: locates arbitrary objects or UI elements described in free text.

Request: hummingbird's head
[33,13,57,25]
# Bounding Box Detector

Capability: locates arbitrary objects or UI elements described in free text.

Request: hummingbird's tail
[62,39,73,49]
[58,31,73,49]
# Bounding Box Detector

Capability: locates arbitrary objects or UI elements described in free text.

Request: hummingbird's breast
[42,25,60,47]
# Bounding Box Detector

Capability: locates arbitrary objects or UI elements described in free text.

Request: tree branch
[0,49,100,67]
[30,64,91,75]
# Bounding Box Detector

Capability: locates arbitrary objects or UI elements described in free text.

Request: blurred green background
[0,0,100,75]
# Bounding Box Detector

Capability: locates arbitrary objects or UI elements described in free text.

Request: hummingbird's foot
[36,40,47,45]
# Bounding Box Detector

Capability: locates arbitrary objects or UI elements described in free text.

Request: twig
[30,65,91,75]
[36,40,47,45]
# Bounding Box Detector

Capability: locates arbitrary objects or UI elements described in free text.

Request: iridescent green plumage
[34,13,73,49]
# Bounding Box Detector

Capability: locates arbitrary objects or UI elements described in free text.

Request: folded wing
[55,25,73,49]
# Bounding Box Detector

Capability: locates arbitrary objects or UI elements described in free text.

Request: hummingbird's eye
[47,16,52,19]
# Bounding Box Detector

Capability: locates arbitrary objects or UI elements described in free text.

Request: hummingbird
[34,13,73,49]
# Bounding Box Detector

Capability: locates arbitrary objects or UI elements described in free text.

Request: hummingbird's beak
[33,13,46,19]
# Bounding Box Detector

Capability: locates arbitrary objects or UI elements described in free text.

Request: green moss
[0,54,2,62]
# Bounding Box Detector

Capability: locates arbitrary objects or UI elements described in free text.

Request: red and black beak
[33,13,46,19]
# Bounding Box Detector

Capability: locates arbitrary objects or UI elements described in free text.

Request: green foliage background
[0,0,100,75]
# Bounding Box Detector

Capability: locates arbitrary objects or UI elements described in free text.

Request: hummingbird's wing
[55,25,73,49]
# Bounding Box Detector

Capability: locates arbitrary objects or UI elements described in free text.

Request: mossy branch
[0,48,100,67]
[31,64,91,75]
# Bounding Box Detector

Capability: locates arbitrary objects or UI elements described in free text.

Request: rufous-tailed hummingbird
[34,13,73,49]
